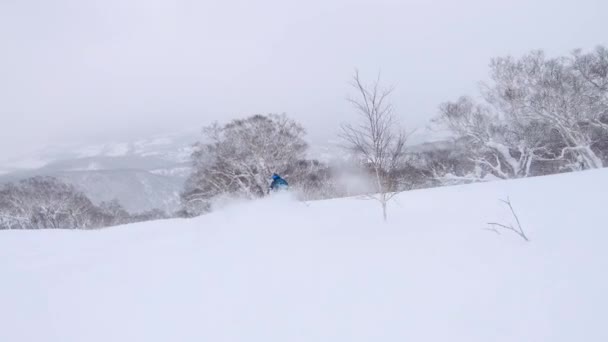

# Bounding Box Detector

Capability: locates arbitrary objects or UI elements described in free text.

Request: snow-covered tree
[340,71,408,221]
[97,199,131,227]
[0,177,159,229]
[571,46,608,164]
[0,177,99,229]
[435,96,544,180]
[181,114,308,216]
[572,46,608,127]
[485,49,607,170]
[435,46,608,182]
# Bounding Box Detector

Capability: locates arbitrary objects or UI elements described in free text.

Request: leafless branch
[486,197,529,242]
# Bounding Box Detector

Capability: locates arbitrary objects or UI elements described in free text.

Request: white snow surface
[1,169,607,342]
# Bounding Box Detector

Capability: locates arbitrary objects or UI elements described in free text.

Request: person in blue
[268,173,289,193]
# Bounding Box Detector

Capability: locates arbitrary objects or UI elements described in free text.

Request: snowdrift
[1,170,607,342]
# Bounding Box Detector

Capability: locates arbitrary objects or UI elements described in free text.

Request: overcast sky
[1,0,607,161]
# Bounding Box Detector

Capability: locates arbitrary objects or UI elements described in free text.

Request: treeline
[180,46,608,217]
[0,177,167,230]
[432,46,608,181]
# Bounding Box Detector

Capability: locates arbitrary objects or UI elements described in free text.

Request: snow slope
[1,170,607,342]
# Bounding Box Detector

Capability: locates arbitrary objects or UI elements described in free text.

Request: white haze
[1,0,607,160]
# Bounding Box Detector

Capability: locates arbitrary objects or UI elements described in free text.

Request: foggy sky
[1,0,607,161]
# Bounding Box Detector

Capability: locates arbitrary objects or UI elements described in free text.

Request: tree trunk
[382,200,387,222]
[580,146,604,169]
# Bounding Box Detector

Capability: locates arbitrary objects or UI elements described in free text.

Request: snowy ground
[1,169,607,342]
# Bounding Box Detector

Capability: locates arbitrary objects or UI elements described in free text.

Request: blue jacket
[269,175,288,191]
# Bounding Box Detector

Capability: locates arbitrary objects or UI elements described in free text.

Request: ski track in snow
[1,170,607,341]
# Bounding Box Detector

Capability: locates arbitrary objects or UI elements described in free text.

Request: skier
[268,173,289,194]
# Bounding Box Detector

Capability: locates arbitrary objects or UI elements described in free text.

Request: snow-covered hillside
[1,170,607,342]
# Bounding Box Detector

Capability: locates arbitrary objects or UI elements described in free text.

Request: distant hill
[0,132,199,213]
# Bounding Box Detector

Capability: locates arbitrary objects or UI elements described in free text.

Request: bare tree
[284,159,336,201]
[340,70,408,221]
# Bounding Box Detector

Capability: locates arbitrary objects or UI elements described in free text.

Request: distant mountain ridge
[0,131,200,213]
